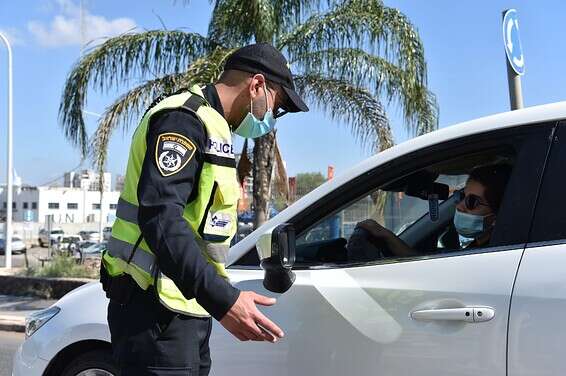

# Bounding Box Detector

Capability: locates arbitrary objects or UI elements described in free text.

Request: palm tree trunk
[252,132,276,229]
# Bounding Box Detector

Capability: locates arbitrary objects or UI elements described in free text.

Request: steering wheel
[346,227,388,261]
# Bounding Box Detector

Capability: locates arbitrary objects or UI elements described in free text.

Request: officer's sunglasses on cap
[455,190,490,210]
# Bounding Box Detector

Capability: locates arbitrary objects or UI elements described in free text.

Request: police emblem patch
[155,132,196,176]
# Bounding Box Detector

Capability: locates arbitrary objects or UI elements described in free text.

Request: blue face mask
[234,83,276,139]
[453,210,488,238]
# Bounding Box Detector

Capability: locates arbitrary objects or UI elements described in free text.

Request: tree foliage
[59,0,438,227]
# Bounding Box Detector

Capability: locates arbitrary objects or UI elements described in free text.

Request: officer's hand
[220,291,284,343]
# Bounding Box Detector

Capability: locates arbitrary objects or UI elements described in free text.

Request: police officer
[100,43,309,375]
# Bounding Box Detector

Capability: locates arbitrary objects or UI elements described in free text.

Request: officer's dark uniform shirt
[137,85,240,321]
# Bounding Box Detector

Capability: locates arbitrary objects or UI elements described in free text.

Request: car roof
[227,101,566,265]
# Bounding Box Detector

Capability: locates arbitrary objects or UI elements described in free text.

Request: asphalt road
[0,331,24,375]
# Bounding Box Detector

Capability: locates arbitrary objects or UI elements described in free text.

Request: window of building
[67,203,78,210]
[12,202,16,209]
[48,202,60,209]
[2,202,5,209]
[92,203,101,210]
[32,202,37,210]
[23,202,28,209]
[109,203,117,210]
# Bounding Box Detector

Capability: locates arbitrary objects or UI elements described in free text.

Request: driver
[355,164,512,256]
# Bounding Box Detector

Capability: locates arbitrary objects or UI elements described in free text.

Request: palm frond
[90,72,193,173]
[208,0,276,45]
[278,0,426,80]
[273,0,324,33]
[291,47,437,135]
[59,30,215,156]
[184,47,237,84]
[91,47,234,173]
[294,74,394,152]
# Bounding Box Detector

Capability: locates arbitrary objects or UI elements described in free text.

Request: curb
[0,315,25,333]
[0,275,93,299]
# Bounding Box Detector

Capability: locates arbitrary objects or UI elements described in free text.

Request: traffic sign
[503,9,525,75]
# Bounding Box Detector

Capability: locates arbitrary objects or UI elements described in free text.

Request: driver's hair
[468,164,512,213]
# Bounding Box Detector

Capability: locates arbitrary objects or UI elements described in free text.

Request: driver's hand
[356,219,394,241]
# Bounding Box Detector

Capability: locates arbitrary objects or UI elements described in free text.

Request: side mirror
[256,223,296,293]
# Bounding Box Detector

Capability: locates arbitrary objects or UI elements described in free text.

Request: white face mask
[233,83,276,139]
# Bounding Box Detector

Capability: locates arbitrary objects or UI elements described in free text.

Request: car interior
[292,146,517,266]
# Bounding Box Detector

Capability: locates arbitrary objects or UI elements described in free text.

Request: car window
[231,124,554,268]
[295,169,482,265]
[290,126,553,267]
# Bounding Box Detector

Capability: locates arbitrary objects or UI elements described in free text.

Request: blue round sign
[503,9,525,75]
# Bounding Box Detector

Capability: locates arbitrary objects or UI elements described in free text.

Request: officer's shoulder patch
[155,132,197,177]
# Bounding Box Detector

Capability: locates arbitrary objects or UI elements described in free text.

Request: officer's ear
[249,74,266,101]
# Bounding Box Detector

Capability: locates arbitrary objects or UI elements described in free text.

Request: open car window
[231,123,554,268]
[291,125,550,267]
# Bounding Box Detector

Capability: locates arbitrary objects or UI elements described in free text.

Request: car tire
[61,349,118,376]
[39,240,44,247]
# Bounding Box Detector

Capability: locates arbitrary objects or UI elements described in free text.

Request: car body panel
[507,244,566,375]
[211,250,521,375]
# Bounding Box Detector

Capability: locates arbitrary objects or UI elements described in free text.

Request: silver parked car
[0,236,27,254]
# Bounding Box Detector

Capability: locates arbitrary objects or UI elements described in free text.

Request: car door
[210,123,553,376]
[508,120,566,375]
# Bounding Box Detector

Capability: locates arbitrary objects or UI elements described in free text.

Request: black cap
[224,43,309,113]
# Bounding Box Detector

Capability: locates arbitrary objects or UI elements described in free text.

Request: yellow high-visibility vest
[102,85,239,317]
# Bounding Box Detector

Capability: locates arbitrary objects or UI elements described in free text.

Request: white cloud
[0,28,25,46]
[27,0,137,48]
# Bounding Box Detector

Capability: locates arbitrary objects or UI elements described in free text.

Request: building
[64,170,112,192]
[0,184,120,225]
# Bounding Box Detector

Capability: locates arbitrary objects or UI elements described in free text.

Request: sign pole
[0,32,13,268]
[502,9,525,110]
[506,61,524,110]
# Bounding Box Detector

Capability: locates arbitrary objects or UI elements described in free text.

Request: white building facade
[0,185,120,225]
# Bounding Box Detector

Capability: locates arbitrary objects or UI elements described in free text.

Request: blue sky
[0,1,565,187]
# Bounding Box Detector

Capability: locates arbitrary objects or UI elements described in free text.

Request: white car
[38,228,64,247]
[0,236,27,254]
[14,103,566,375]
[79,231,101,242]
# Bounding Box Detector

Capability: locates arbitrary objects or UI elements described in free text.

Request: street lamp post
[0,32,13,269]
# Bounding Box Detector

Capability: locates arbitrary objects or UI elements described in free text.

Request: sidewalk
[0,295,56,333]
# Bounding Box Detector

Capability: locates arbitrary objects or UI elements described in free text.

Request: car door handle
[410,307,495,323]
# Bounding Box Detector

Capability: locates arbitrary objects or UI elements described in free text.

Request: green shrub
[20,255,98,279]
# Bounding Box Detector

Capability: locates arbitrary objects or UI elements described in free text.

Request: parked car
[77,240,97,250]
[55,235,83,254]
[38,228,64,247]
[0,236,27,254]
[14,103,566,375]
[81,242,107,256]
[78,231,100,242]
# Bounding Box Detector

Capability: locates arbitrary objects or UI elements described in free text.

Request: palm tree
[59,0,437,229]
